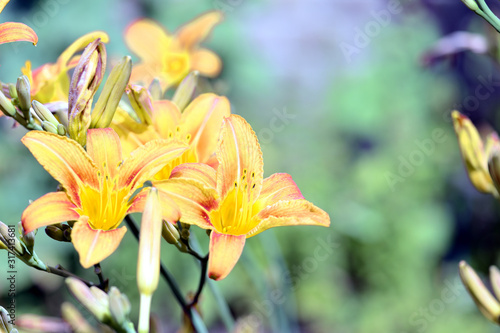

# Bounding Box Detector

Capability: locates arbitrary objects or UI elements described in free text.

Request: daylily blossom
[452,111,499,196]
[21,31,109,104]
[156,115,331,280]
[124,11,223,91]
[0,0,37,45]
[112,91,230,179]
[21,128,187,268]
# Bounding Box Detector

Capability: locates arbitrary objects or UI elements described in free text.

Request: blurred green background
[1,0,500,332]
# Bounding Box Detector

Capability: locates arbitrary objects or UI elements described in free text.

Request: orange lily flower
[21,128,187,268]
[156,115,331,280]
[112,92,229,179]
[0,0,37,45]
[124,11,223,91]
[21,31,109,103]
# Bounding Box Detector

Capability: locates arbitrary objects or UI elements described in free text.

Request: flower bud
[459,260,500,324]
[148,79,163,101]
[0,222,24,255]
[0,91,16,117]
[6,83,16,99]
[17,221,35,254]
[462,0,479,11]
[0,306,14,333]
[162,221,180,245]
[172,71,199,111]
[452,111,496,194]
[109,287,128,325]
[90,56,132,129]
[16,75,31,112]
[126,84,153,125]
[42,121,59,134]
[490,266,500,301]
[16,315,70,333]
[32,100,60,127]
[137,187,163,333]
[68,39,106,146]
[60,302,96,333]
[65,277,110,322]
[45,224,70,242]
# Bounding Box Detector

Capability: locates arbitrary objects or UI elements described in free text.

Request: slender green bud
[57,124,67,136]
[18,221,35,254]
[42,121,59,134]
[61,302,97,333]
[32,100,59,126]
[162,221,180,245]
[172,71,199,111]
[148,79,163,101]
[16,75,31,112]
[109,287,127,325]
[7,84,17,99]
[0,222,24,255]
[45,225,69,242]
[461,0,479,12]
[68,39,106,146]
[0,306,14,333]
[490,266,500,302]
[65,277,111,322]
[90,56,132,129]
[0,91,16,117]
[126,84,153,125]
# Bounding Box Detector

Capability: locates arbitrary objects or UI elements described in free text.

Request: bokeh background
[2,0,500,332]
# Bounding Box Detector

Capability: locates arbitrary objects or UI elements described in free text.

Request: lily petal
[247,199,330,237]
[152,100,182,139]
[208,232,245,281]
[21,192,79,234]
[176,11,223,50]
[86,128,122,180]
[125,19,171,62]
[216,115,264,201]
[0,22,38,45]
[154,178,218,229]
[21,131,99,206]
[190,48,222,77]
[0,0,9,13]
[170,163,217,190]
[181,94,230,163]
[128,188,181,223]
[257,173,304,208]
[119,139,188,190]
[72,216,127,268]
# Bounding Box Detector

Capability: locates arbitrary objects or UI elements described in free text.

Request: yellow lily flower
[452,111,499,195]
[112,91,230,179]
[21,128,187,268]
[21,31,109,104]
[156,115,331,280]
[124,11,223,91]
[0,0,37,45]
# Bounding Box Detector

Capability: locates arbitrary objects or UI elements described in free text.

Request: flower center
[210,169,260,236]
[76,173,131,231]
[163,52,190,84]
[155,127,197,180]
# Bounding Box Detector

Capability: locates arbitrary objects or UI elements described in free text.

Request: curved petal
[190,48,222,77]
[0,22,38,45]
[86,128,122,180]
[124,19,171,62]
[216,115,263,201]
[154,178,218,229]
[57,31,109,70]
[247,199,330,238]
[170,163,217,189]
[176,11,223,50]
[21,131,99,206]
[0,0,9,12]
[208,232,245,281]
[118,139,188,190]
[128,188,181,223]
[256,173,304,208]
[152,100,181,138]
[21,192,79,233]
[181,94,230,163]
[71,216,127,268]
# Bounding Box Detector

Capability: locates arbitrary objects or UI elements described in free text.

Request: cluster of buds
[0,221,46,270]
[459,261,500,324]
[452,111,500,197]
[45,221,74,243]
[460,0,500,34]
[66,277,134,332]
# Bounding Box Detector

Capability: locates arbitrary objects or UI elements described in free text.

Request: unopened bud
[45,224,70,242]
[0,306,14,333]
[68,39,106,146]
[57,124,67,136]
[126,84,153,125]
[109,287,128,325]
[61,302,97,333]
[42,121,59,134]
[7,84,16,99]
[459,260,500,324]
[32,100,59,126]
[18,221,35,254]
[16,75,31,112]
[0,91,16,117]
[0,222,23,255]
[172,71,199,111]
[461,0,479,11]
[491,266,500,301]
[162,221,180,245]
[90,56,132,129]
[65,277,110,322]
[489,147,500,194]
[16,315,70,333]
[149,79,163,101]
